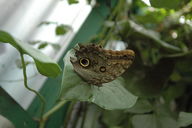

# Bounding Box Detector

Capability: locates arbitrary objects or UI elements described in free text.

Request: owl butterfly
[70,43,135,86]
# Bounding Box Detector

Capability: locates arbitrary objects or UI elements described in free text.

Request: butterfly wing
[70,44,135,86]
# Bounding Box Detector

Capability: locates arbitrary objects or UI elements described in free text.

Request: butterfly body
[70,44,135,86]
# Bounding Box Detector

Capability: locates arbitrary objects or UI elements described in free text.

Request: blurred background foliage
[65,0,192,128]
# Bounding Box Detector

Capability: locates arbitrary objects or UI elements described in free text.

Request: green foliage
[38,21,58,26]
[38,42,48,49]
[1,0,192,127]
[150,0,181,9]
[76,0,192,128]
[29,40,61,50]
[132,113,179,128]
[55,24,71,35]
[102,110,127,127]
[67,0,79,5]
[59,48,137,110]
[126,99,153,114]
[178,112,192,127]
[38,21,72,36]
[0,30,61,77]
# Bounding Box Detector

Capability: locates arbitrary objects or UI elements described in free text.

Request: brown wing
[72,43,135,86]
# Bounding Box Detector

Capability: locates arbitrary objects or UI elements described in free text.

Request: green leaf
[178,112,192,127]
[162,85,185,103]
[170,71,182,82]
[55,24,71,35]
[38,42,48,49]
[59,48,138,110]
[127,20,181,52]
[134,8,168,25]
[124,58,175,97]
[0,30,20,49]
[150,0,181,9]
[131,104,179,128]
[126,99,153,114]
[38,21,58,26]
[67,0,79,4]
[102,110,127,127]
[132,114,179,128]
[0,30,61,77]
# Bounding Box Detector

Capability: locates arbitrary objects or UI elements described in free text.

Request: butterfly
[70,43,135,86]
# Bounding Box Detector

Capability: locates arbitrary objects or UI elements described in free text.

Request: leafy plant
[0,31,61,77]
[59,46,137,110]
[0,30,62,121]
[31,21,72,51]
[1,0,192,128]
[76,0,192,128]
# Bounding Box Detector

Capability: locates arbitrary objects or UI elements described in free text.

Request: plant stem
[20,52,46,119]
[80,103,88,128]
[65,102,82,128]
[63,102,76,128]
[163,50,192,58]
[39,100,67,128]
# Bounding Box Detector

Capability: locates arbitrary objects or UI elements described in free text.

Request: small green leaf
[150,0,181,9]
[38,21,58,26]
[131,105,179,128]
[126,99,153,114]
[55,24,71,35]
[38,42,48,49]
[59,48,138,110]
[67,0,79,4]
[163,85,185,103]
[178,112,192,127]
[170,71,182,82]
[28,40,41,45]
[102,110,127,127]
[132,114,179,128]
[0,30,20,49]
[0,30,61,77]
[132,114,156,128]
